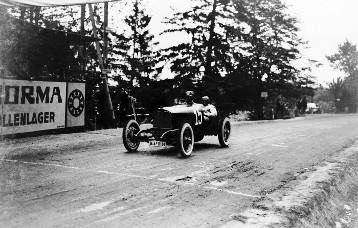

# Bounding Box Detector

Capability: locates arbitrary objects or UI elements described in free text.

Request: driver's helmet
[202,96,210,101]
[202,96,210,105]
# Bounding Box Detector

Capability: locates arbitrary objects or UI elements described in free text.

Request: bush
[318,101,336,113]
[229,110,251,121]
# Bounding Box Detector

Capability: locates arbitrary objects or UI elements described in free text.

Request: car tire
[178,123,194,158]
[122,119,140,152]
[218,117,231,147]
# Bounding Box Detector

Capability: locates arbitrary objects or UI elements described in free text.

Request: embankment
[222,141,358,228]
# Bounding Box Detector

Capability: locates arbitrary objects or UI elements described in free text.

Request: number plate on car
[149,141,167,147]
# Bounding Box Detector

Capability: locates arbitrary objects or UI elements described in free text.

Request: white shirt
[202,104,217,117]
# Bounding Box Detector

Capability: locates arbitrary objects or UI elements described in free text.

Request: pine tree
[160,0,235,88]
[230,0,304,118]
[112,0,159,88]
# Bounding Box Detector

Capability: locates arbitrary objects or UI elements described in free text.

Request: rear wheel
[178,123,194,157]
[218,117,231,147]
[122,119,140,152]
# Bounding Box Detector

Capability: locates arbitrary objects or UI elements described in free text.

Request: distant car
[306,103,321,114]
[122,103,231,158]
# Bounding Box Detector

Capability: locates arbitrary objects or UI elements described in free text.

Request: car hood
[160,104,204,114]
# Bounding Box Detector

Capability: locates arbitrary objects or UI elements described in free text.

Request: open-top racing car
[122,103,231,157]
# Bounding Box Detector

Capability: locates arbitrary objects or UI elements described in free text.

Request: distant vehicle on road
[122,103,231,158]
[306,103,322,114]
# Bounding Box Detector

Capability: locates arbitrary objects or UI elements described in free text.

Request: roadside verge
[221,140,358,228]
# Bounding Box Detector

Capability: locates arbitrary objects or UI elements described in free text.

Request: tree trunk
[20,7,25,20]
[79,4,86,79]
[29,7,34,23]
[88,3,115,128]
[34,7,40,26]
[103,3,108,64]
[204,0,218,79]
[102,2,115,127]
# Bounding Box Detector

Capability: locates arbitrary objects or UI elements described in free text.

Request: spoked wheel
[218,117,231,147]
[122,119,140,152]
[178,123,194,158]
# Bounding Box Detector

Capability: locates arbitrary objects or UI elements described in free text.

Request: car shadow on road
[135,142,222,158]
[135,146,178,157]
[194,143,222,150]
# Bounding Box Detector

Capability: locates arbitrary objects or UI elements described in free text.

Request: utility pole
[88,3,115,128]
[103,2,115,126]
[80,4,86,79]
[103,3,108,63]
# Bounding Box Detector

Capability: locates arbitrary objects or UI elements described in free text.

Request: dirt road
[1,114,358,227]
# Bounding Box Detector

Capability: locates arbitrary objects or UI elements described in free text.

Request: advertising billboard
[0,79,67,135]
[66,82,85,127]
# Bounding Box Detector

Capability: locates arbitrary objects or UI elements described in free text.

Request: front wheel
[178,123,194,158]
[122,119,140,152]
[218,117,231,147]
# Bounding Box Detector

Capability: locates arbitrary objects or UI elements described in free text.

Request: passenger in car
[202,96,217,121]
[185,91,195,106]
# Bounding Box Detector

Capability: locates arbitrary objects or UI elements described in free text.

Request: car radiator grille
[153,110,172,129]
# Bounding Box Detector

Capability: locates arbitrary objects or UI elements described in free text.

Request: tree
[112,0,159,88]
[230,0,304,118]
[327,77,346,112]
[2,5,88,81]
[294,59,320,98]
[0,7,40,79]
[327,40,358,112]
[327,40,358,78]
[158,0,305,118]
[314,85,336,113]
[160,0,235,87]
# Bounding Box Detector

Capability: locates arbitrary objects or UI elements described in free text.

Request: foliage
[237,1,302,86]
[327,40,358,112]
[156,0,306,119]
[160,0,235,84]
[314,85,332,103]
[0,7,39,79]
[327,40,358,78]
[228,0,305,118]
[111,0,160,88]
[0,5,94,81]
[1,1,315,121]
[313,85,335,113]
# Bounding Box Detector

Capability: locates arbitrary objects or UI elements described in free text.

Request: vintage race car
[122,103,231,157]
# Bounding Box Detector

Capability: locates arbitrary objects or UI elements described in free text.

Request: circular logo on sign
[68,89,85,117]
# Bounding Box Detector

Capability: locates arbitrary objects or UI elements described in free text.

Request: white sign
[66,83,85,127]
[261,92,268,98]
[0,79,66,135]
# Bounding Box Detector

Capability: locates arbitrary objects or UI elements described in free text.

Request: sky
[284,0,358,85]
[113,0,358,85]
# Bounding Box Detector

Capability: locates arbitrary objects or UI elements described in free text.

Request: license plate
[149,141,167,147]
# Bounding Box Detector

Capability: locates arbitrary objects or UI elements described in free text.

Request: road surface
[1,114,358,227]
